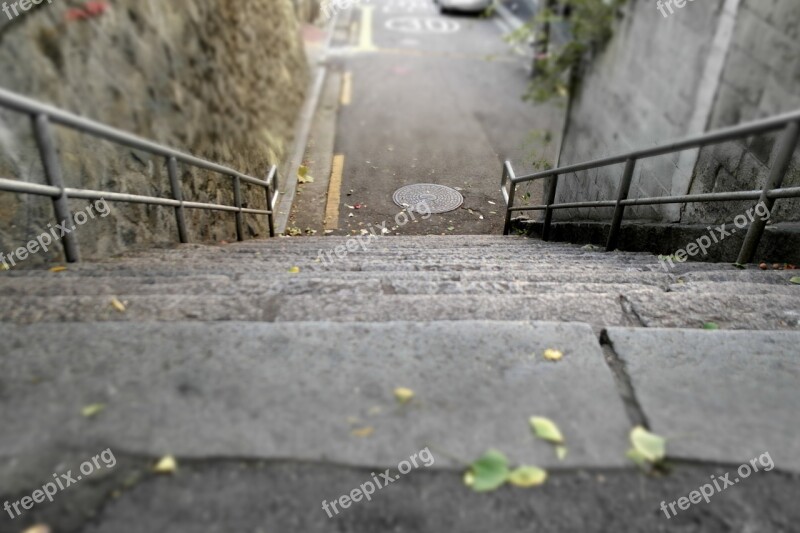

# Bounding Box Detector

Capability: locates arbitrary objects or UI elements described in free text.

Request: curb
[275,14,338,236]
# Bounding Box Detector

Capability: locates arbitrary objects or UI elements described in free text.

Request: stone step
[2,292,798,330]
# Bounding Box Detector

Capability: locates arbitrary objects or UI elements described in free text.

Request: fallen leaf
[555,445,568,461]
[288,266,301,274]
[543,348,563,361]
[81,403,106,418]
[466,450,509,492]
[22,525,51,533]
[733,263,747,270]
[394,387,415,404]
[630,426,666,463]
[297,165,314,184]
[530,416,564,444]
[110,297,126,313]
[790,277,800,285]
[702,322,720,330]
[153,455,178,474]
[626,448,650,470]
[49,266,68,273]
[508,466,547,487]
[351,426,374,438]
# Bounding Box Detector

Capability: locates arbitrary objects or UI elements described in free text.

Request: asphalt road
[293,0,562,236]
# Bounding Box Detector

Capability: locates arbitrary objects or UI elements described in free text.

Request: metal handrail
[0,88,280,263]
[501,111,800,264]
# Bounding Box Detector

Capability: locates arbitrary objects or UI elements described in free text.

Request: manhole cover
[393,183,463,214]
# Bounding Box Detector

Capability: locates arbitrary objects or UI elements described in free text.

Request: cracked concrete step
[0,321,632,484]
[605,328,800,472]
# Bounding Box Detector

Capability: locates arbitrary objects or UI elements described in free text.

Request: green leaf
[702,322,720,330]
[626,448,650,470]
[790,277,800,285]
[555,445,568,461]
[508,466,547,487]
[81,403,106,418]
[630,426,666,463]
[466,449,510,492]
[733,263,747,270]
[529,416,564,444]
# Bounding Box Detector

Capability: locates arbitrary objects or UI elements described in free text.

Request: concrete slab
[606,328,800,472]
[0,321,632,489]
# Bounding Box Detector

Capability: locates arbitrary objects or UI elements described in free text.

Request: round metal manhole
[392,183,464,214]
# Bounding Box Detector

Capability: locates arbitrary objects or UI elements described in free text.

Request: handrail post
[737,120,800,264]
[233,174,245,242]
[541,174,559,241]
[606,157,637,251]
[166,156,188,243]
[266,165,277,238]
[32,114,80,263]
[502,162,516,235]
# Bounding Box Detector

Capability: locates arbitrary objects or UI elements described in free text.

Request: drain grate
[393,183,463,214]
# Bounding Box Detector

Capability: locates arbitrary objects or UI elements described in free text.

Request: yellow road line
[340,71,352,106]
[325,154,345,230]
[358,6,377,51]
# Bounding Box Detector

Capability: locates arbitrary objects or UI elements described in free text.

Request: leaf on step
[529,416,564,444]
[287,266,301,274]
[153,455,178,474]
[81,403,106,418]
[110,297,126,313]
[394,387,415,404]
[508,466,547,487]
[790,277,800,285]
[630,426,666,463]
[49,266,68,273]
[733,263,747,270]
[702,322,720,330]
[465,450,510,492]
[543,348,563,361]
[555,445,568,461]
[22,525,51,533]
[626,448,650,470]
[286,227,303,236]
[351,426,374,438]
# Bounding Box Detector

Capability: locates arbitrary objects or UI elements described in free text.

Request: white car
[434,0,493,15]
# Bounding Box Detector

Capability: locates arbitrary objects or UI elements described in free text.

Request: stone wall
[682,0,800,224]
[0,0,314,266]
[552,0,800,226]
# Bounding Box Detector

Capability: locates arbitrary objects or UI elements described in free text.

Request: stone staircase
[1,235,799,532]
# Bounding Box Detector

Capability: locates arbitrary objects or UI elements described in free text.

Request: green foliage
[509,0,627,103]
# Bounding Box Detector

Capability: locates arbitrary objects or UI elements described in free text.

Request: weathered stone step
[2,292,798,330]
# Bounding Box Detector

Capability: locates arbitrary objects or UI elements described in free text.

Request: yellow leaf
[49,266,67,273]
[0,262,8,271]
[529,416,564,444]
[288,266,301,274]
[351,426,374,438]
[543,348,563,361]
[463,470,475,487]
[508,466,547,487]
[110,297,126,313]
[81,403,105,418]
[394,387,415,404]
[556,445,568,461]
[22,525,51,533]
[153,455,178,474]
[630,426,666,463]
